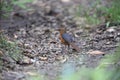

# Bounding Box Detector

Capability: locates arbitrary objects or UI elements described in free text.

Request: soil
[0,0,120,80]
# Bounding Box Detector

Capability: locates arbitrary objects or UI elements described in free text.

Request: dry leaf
[61,0,70,2]
[55,55,68,63]
[14,34,18,39]
[26,72,37,76]
[39,56,48,61]
[88,50,104,55]
[18,56,33,65]
[0,50,3,56]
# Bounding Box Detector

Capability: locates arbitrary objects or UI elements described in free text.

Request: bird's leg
[61,45,68,54]
[68,45,70,50]
[67,45,72,53]
[65,45,71,53]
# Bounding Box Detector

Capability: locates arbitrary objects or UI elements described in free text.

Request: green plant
[103,0,120,23]
[75,0,101,25]
[0,0,33,17]
[76,0,120,25]
[58,44,120,80]
[85,13,100,25]
[12,0,33,9]
[26,72,44,80]
[0,33,22,62]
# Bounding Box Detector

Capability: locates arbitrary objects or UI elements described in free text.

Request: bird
[58,27,80,52]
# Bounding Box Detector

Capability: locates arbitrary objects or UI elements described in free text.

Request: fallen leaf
[14,34,18,38]
[0,50,3,56]
[106,27,116,33]
[26,72,37,76]
[18,56,33,65]
[49,40,57,44]
[61,0,70,2]
[39,56,48,61]
[87,50,104,55]
[55,55,68,63]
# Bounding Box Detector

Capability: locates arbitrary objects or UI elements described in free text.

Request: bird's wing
[62,33,80,52]
[62,33,73,43]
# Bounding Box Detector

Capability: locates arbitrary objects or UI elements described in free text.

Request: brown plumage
[58,28,80,52]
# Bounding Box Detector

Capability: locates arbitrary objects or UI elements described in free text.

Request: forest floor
[0,0,120,80]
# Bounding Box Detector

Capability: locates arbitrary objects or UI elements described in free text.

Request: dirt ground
[0,0,120,80]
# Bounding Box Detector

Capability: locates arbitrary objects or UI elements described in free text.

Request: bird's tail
[70,42,80,52]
